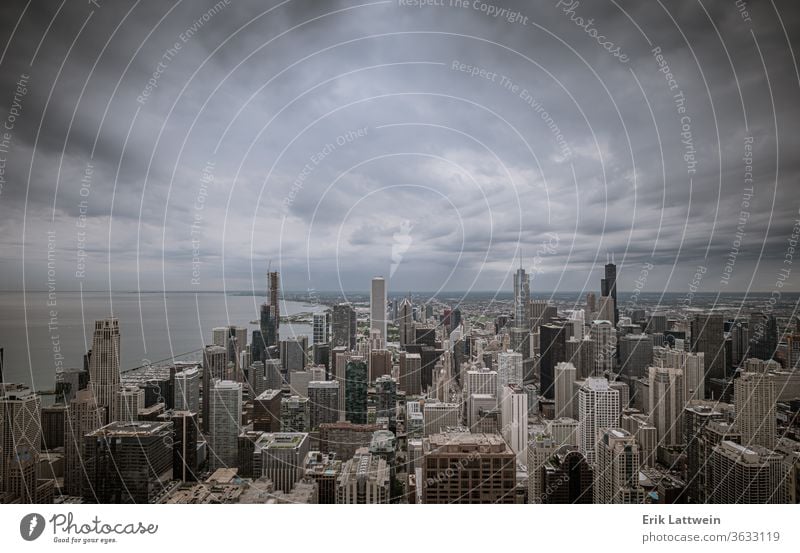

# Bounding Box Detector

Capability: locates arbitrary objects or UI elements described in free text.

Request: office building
[600,258,618,325]
[208,380,242,470]
[500,384,528,464]
[313,311,330,345]
[202,345,227,433]
[618,334,653,379]
[690,313,726,383]
[370,277,387,344]
[648,366,685,447]
[303,451,342,504]
[554,362,577,419]
[280,395,310,433]
[399,352,422,396]
[422,432,515,503]
[253,389,282,432]
[88,318,121,424]
[254,432,310,493]
[158,410,200,482]
[337,448,390,504]
[594,428,644,504]
[539,323,567,400]
[280,336,308,373]
[590,320,614,374]
[423,402,461,436]
[708,441,785,503]
[116,386,144,423]
[332,303,357,350]
[0,386,42,501]
[497,351,523,398]
[735,359,776,449]
[345,358,369,424]
[83,421,172,503]
[308,381,339,430]
[175,366,201,414]
[578,377,620,464]
[399,298,414,348]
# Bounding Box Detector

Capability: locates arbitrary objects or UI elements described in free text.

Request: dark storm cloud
[0,0,798,295]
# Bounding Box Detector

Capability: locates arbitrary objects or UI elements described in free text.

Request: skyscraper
[497,351,523,398]
[0,385,41,501]
[308,381,340,430]
[370,277,387,344]
[202,345,227,434]
[578,377,620,464]
[648,366,685,447]
[63,389,105,497]
[345,359,369,424]
[268,270,280,335]
[600,257,618,325]
[734,359,776,450]
[83,421,172,503]
[208,380,242,470]
[174,366,201,414]
[690,313,726,383]
[539,323,567,399]
[254,432,310,492]
[422,432,515,504]
[88,318,121,424]
[398,297,414,348]
[332,303,357,350]
[313,311,330,345]
[708,441,784,503]
[590,320,614,374]
[336,448,390,504]
[554,362,577,419]
[594,428,644,504]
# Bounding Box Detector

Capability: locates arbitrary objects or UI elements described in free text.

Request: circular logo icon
[20,513,45,541]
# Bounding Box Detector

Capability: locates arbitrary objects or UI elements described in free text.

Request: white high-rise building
[546,417,580,447]
[648,366,685,447]
[497,351,523,399]
[175,366,201,414]
[370,277,387,344]
[554,362,577,419]
[527,431,556,504]
[254,432,310,493]
[595,428,645,503]
[208,380,242,470]
[88,318,121,424]
[500,384,528,464]
[735,359,777,450]
[116,386,144,423]
[578,377,620,464]
[662,349,705,402]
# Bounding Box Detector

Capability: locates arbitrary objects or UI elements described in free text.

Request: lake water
[0,291,324,391]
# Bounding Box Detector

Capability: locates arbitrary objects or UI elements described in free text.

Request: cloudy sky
[0,0,798,295]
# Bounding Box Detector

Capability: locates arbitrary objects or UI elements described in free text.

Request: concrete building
[254,432,310,493]
[63,389,105,496]
[83,421,172,503]
[337,447,390,504]
[88,318,121,424]
[370,277,387,345]
[175,366,201,414]
[708,441,785,503]
[399,352,422,396]
[280,395,310,433]
[648,366,685,447]
[302,451,342,504]
[116,385,144,423]
[0,385,42,501]
[554,362,577,419]
[422,432,515,503]
[594,428,644,504]
[252,389,282,432]
[208,380,242,470]
[578,377,620,464]
[735,359,777,449]
[308,381,339,430]
[500,384,528,464]
[423,401,461,437]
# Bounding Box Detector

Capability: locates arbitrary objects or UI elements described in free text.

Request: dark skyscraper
[600,256,618,326]
[344,359,368,424]
[332,303,357,350]
[540,323,567,400]
[690,313,726,384]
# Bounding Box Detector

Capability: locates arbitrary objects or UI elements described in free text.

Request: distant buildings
[88,318,121,424]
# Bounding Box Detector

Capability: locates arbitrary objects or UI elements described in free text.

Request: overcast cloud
[0,0,798,295]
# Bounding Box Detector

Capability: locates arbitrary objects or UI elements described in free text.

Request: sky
[0,0,798,296]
